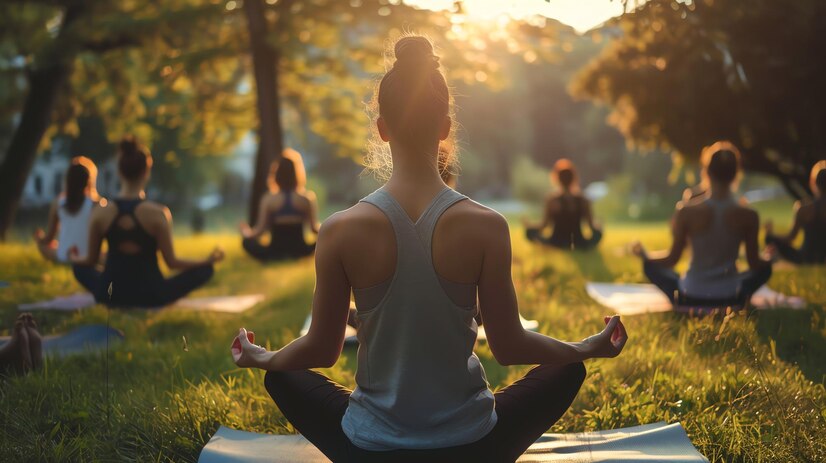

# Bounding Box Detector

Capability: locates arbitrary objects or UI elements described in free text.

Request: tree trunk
[0,5,82,240]
[243,0,285,224]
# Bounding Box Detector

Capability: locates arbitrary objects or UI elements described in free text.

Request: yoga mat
[478,315,540,342]
[18,293,265,313]
[586,283,807,316]
[198,421,708,462]
[300,315,358,346]
[0,324,124,357]
[172,294,266,313]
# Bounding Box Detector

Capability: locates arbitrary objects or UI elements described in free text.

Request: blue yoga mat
[199,421,708,462]
[0,324,124,357]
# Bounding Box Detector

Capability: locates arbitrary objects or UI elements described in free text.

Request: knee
[567,361,587,387]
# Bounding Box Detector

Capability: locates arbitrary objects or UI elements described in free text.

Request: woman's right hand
[231,328,271,369]
[581,315,628,359]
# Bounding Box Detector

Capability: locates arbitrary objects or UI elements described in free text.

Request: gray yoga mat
[18,293,265,313]
[586,282,806,316]
[198,421,708,462]
[0,324,124,357]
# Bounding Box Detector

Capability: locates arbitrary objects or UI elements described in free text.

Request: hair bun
[394,36,439,70]
[120,135,140,158]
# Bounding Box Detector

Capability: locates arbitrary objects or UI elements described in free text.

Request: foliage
[572,0,826,197]
[1,213,825,461]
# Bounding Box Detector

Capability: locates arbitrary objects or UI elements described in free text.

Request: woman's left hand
[630,241,646,259]
[231,328,271,369]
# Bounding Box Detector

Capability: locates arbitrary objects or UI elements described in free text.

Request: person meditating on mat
[71,135,224,308]
[524,159,602,250]
[33,156,104,264]
[764,161,826,264]
[0,313,42,376]
[632,141,773,307]
[230,35,628,463]
[239,148,320,261]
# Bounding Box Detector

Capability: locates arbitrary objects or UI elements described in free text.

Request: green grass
[1,221,825,462]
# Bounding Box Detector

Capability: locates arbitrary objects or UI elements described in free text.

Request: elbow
[489,343,520,366]
[318,349,341,368]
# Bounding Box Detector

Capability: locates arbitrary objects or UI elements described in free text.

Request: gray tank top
[341,187,497,451]
[680,197,743,298]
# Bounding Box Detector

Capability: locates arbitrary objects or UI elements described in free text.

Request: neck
[709,182,732,200]
[119,182,145,199]
[385,142,445,193]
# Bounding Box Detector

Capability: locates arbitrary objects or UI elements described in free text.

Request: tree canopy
[572,0,826,198]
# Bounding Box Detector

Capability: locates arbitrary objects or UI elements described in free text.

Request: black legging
[264,362,586,463]
[525,227,602,250]
[643,260,772,307]
[242,237,315,262]
[73,264,214,308]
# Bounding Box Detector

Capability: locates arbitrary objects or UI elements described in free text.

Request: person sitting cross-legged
[632,141,773,308]
[764,161,826,265]
[231,35,628,463]
[71,135,223,308]
[239,148,320,262]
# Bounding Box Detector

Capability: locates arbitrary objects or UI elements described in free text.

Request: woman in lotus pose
[239,148,320,261]
[764,161,826,264]
[231,36,627,462]
[71,136,223,308]
[33,156,102,263]
[633,141,773,306]
[524,159,602,250]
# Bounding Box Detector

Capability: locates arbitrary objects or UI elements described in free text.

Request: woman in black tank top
[71,136,223,308]
[765,161,826,264]
[524,159,602,250]
[240,149,320,262]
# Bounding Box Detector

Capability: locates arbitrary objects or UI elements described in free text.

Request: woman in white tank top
[33,156,102,264]
[231,36,628,462]
[632,141,773,307]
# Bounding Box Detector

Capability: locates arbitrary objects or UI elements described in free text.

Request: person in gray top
[231,35,628,462]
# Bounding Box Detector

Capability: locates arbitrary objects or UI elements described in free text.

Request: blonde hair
[268,148,307,193]
[700,140,742,189]
[365,34,457,180]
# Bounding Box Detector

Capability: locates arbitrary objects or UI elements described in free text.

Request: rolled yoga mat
[18,293,265,313]
[198,421,708,463]
[586,282,807,316]
[0,324,124,357]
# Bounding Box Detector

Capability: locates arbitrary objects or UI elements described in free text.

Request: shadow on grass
[754,306,826,383]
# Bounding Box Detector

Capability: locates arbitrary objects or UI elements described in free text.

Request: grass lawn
[1,213,825,461]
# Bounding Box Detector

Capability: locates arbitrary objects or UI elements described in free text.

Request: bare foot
[0,318,29,375]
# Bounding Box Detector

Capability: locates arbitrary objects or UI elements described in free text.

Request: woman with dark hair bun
[70,135,223,308]
[231,35,627,462]
[524,158,602,250]
[764,161,826,264]
[632,141,773,307]
[239,148,320,261]
[33,156,102,263]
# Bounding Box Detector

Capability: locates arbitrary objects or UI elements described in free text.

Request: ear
[377,117,390,143]
[438,116,452,141]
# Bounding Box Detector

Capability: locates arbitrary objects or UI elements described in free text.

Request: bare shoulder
[440,199,510,245]
[321,202,389,238]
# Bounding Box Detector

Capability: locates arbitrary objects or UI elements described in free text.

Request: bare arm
[233,217,352,370]
[744,210,771,270]
[774,202,804,243]
[641,209,687,268]
[478,213,626,366]
[42,200,60,243]
[157,207,222,270]
[307,192,321,235]
[582,198,599,231]
[241,195,271,239]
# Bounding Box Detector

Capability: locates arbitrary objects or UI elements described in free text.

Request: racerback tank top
[680,197,743,298]
[56,197,94,263]
[341,187,497,451]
